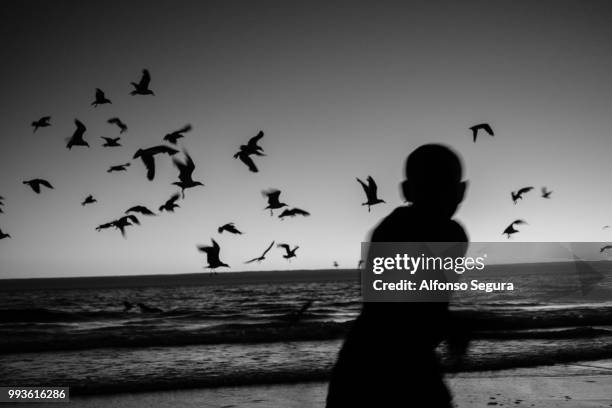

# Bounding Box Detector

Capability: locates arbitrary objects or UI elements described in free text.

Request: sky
[1,0,612,278]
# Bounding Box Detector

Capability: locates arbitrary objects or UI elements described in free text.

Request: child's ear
[401,180,413,203]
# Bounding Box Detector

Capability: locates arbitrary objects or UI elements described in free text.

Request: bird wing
[356,177,369,195]
[267,190,281,205]
[167,193,180,205]
[139,69,151,88]
[294,208,310,216]
[502,225,514,234]
[41,116,51,123]
[278,209,290,218]
[470,126,478,142]
[140,154,156,180]
[366,176,379,200]
[518,186,534,195]
[277,243,290,254]
[158,145,179,156]
[262,241,275,256]
[482,123,494,136]
[108,118,119,125]
[126,215,140,225]
[513,219,528,225]
[239,153,258,172]
[177,124,192,134]
[245,257,260,264]
[95,88,104,100]
[247,131,264,149]
[39,179,53,189]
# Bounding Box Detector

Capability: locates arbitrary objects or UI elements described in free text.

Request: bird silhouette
[234,131,265,172]
[541,187,553,199]
[470,123,494,142]
[278,207,311,219]
[107,163,131,173]
[511,187,534,204]
[0,229,11,239]
[107,117,128,133]
[164,124,192,144]
[130,69,154,96]
[600,245,612,254]
[172,150,204,197]
[245,241,275,264]
[31,116,51,132]
[112,215,140,238]
[218,222,243,235]
[81,195,97,206]
[23,178,54,194]
[333,261,339,268]
[125,206,156,216]
[66,119,89,149]
[278,243,299,260]
[92,88,112,107]
[95,222,115,232]
[263,189,287,216]
[133,145,179,180]
[159,193,180,213]
[503,219,528,238]
[233,150,259,172]
[101,137,121,147]
[197,239,229,273]
[356,176,385,212]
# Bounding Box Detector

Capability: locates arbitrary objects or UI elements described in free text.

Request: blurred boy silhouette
[326,144,469,407]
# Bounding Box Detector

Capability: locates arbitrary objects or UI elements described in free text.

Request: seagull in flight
[107,117,128,133]
[101,137,121,147]
[23,178,54,194]
[164,124,192,144]
[278,208,310,220]
[197,239,229,273]
[112,215,140,238]
[470,123,494,143]
[356,176,385,212]
[66,119,89,149]
[503,219,528,238]
[234,131,265,172]
[218,223,243,235]
[172,150,204,197]
[107,163,130,173]
[130,69,154,96]
[32,116,51,132]
[159,193,180,213]
[92,88,112,107]
[600,245,612,254]
[511,187,534,204]
[245,241,275,264]
[0,228,11,239]
[133,145,179,181]
[262,189,287,216]
[125,206,156,216]
[81,195,97,206]
[278,243,299,260]
[541,187,553,199]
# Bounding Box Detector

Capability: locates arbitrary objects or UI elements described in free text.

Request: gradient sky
[1,0,612,278]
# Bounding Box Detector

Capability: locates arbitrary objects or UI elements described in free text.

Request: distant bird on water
[92,88,112,107]
[108,117,128,133]
[108,163,130,173]
[541,187,553,199]
[218,223,243,235]
[511,186,534,204]
[503,219,528,238]
[66,119,89,149]
[133,145,179,181]
[263,189,287,216]
[0,229,11,239]
[278,243,299,260]
[470,123,494,143]
[234,131,265,172]
[81,195,97,206]
[164,124,192,144]
[172,150,204,197]
[278,208,310,219]
[101,137,121,147]
[356,176,385,212]
[130,69,154,96]
[245,241,275,264]
[600,245,612,254]
[159,193,180,213]
[31,116,51,132]
[23,178,54,194]
[125,206,156,216]
[197,239,229,273]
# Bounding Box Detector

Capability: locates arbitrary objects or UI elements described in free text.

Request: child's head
[401,144,467,218]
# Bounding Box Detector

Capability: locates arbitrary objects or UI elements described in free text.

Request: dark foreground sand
[8,360,612,408]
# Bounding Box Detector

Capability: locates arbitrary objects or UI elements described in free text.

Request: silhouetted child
[326,144,469,408]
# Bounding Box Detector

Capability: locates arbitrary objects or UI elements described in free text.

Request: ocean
[1,262,612,395]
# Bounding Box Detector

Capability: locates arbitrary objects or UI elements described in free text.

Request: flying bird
[233,150,259,172]
[101,137,121,147]
[0,229,11,239]
[31,116,51,132]
[164,124,192,144]
[356,176,385,212]
[81,195,97,206]
[600,245,612,254]
[278,207,310,219]
[263,189,287,216]
[245,241,275,264]
[133,145,179,180]
[66,119,89,149]
[130,69,154,96]
[92,88,112,107]
[107,163,130,173]
[95,222,115,232]
[197,239,229,273]
[23,178,54,194]
[470,123,494,142]
[125,206,156,216]
[278,243,299,260]
[112,215,140,238]
[172,150,204,197]
[107,117,128,133]
[234,131,265,172]
[541,187,553,199]
[159,193,180,213]
[511,187,534,204]
[218,223,243,235]
[503,219,528,238]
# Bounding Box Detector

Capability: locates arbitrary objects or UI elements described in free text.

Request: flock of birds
[1,77,611,265]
